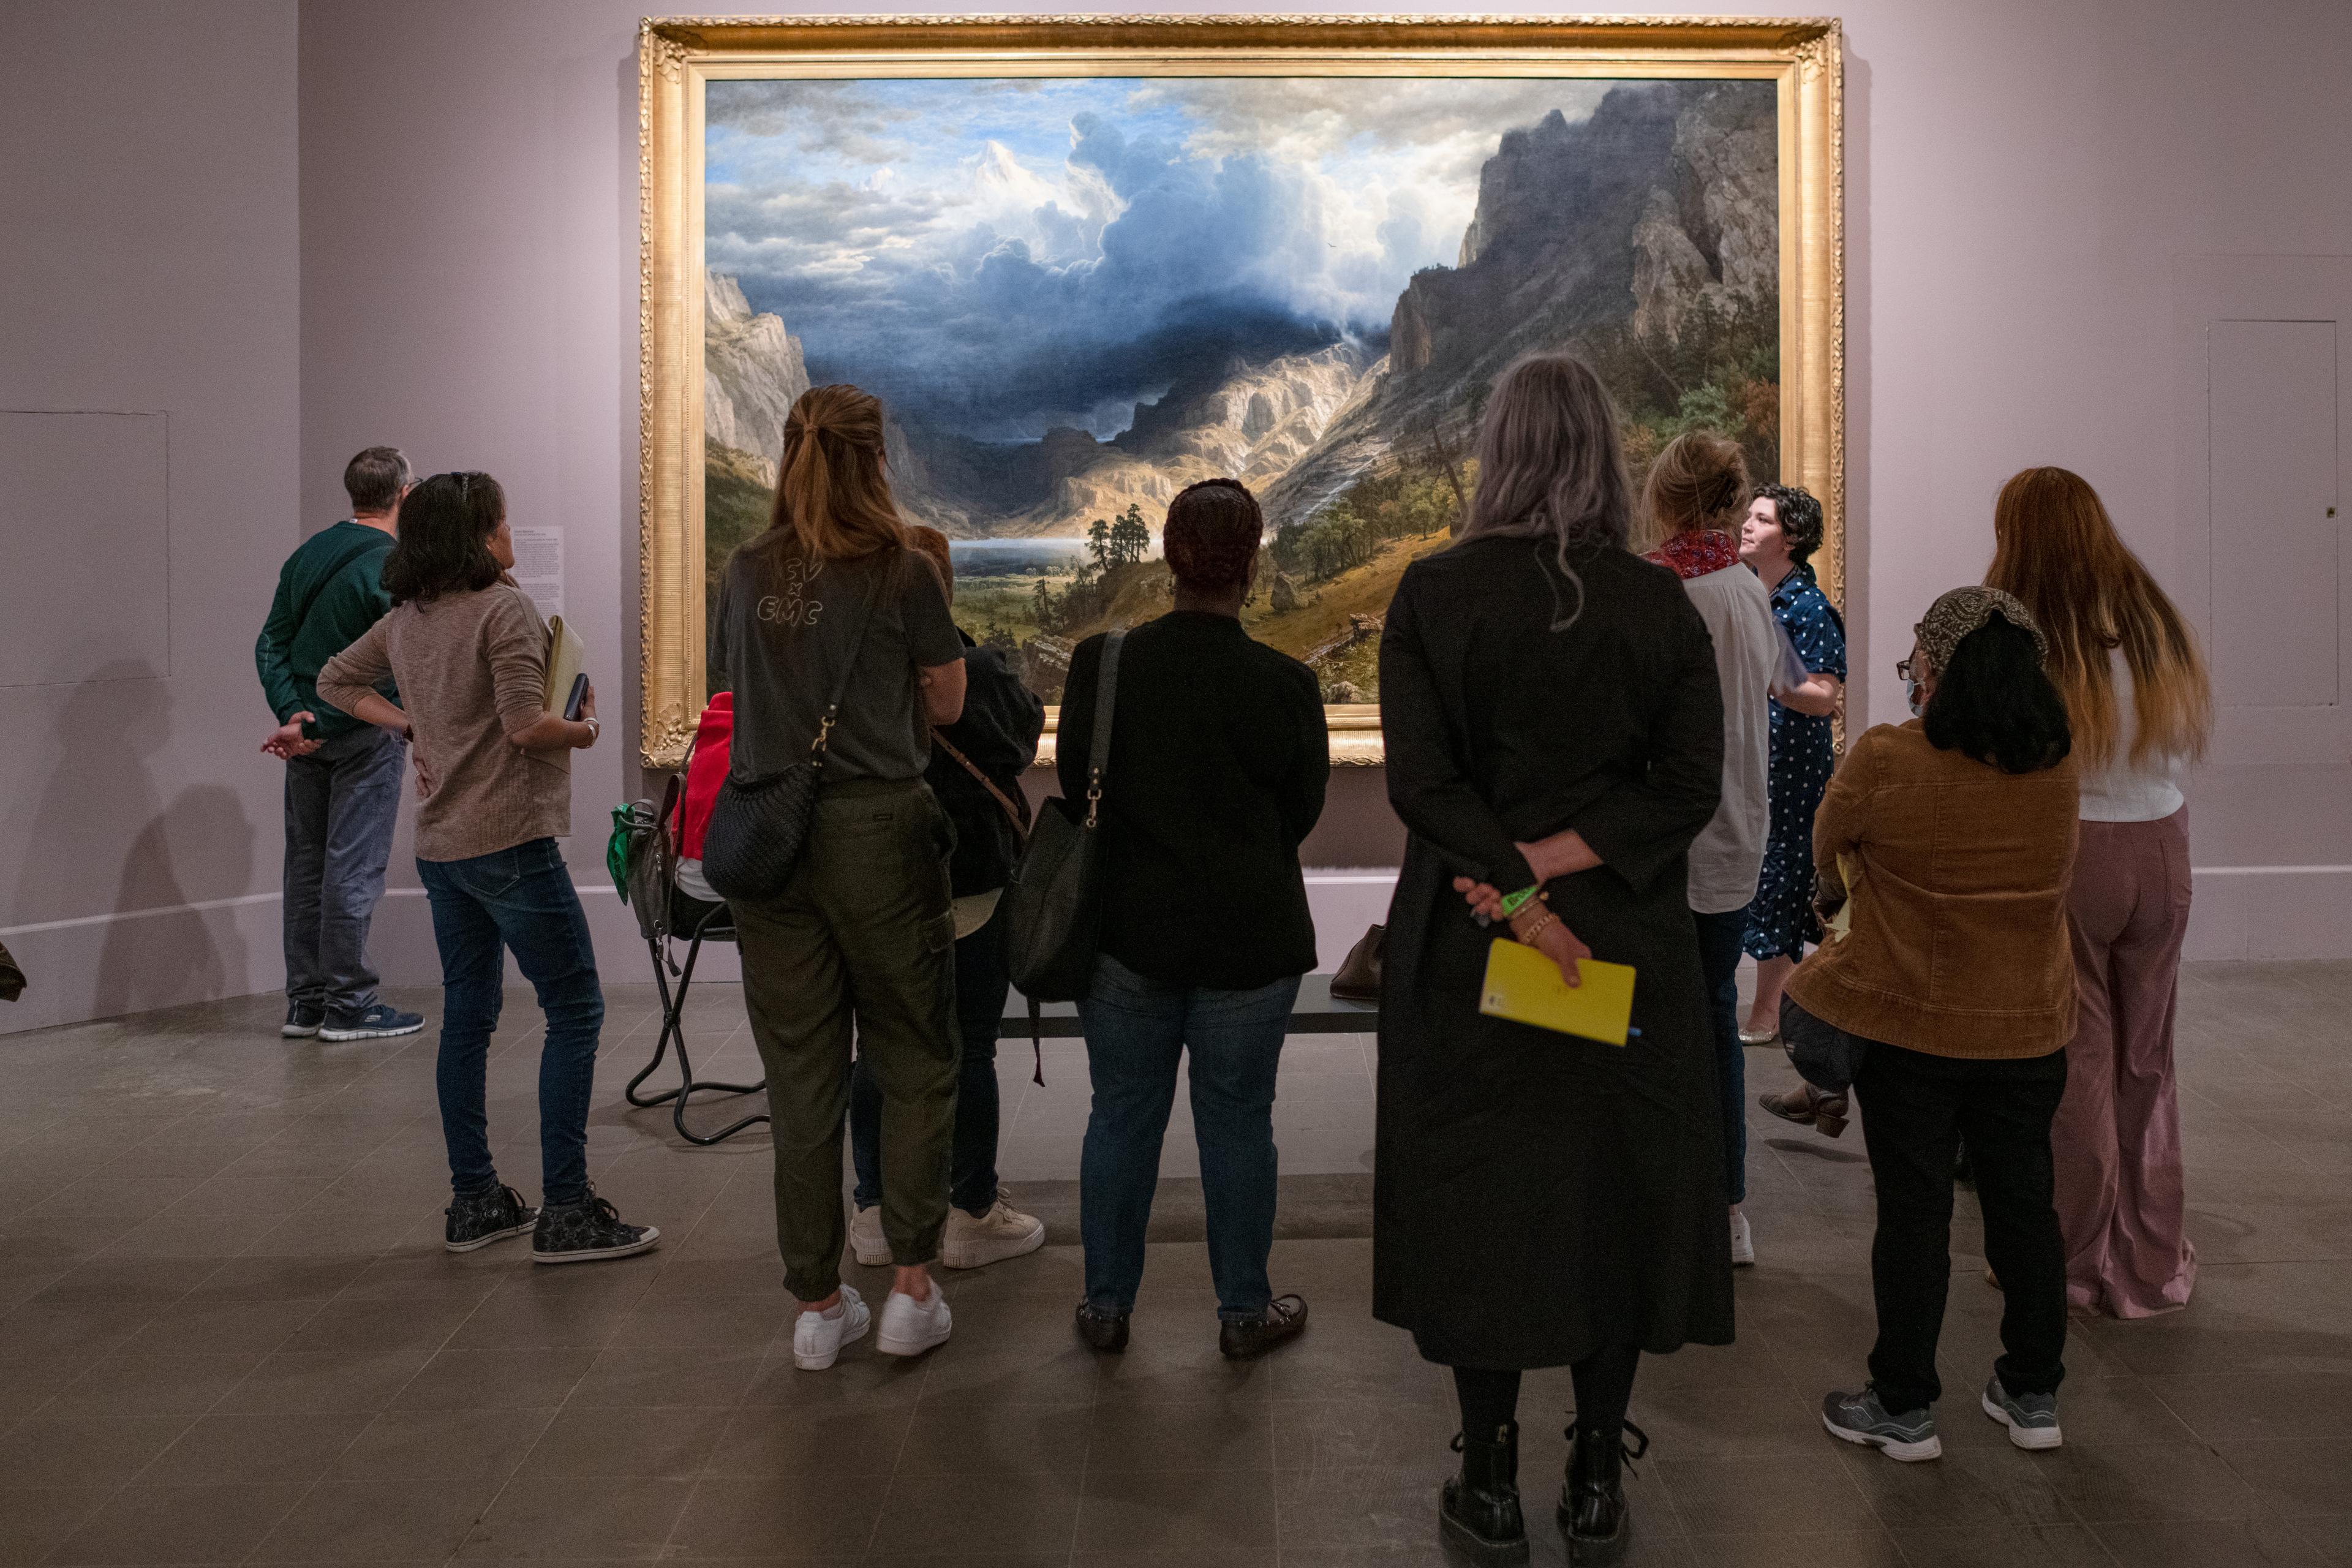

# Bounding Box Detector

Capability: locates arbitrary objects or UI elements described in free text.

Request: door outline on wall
[2174,255,2352,766]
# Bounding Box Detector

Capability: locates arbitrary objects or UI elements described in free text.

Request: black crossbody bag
[701,574,881,903]
[1004,628,1125,1003]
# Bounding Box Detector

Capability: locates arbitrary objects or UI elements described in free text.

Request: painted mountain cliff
[699,74,1780,701]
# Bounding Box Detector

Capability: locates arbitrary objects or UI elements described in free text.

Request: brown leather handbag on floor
[1330,923,1384,1001]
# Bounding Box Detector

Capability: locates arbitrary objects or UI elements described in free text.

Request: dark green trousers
[733,778,960,1301]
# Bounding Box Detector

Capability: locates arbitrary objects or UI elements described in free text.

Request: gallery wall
[7,0,2351,1033]
[0,1,302,1033]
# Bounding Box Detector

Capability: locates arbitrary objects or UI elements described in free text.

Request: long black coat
[1373,536,1736,1368]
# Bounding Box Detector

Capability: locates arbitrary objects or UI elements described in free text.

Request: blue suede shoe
[318,1003,424,1042]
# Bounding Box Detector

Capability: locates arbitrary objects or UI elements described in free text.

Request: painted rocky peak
[703,270,809,483]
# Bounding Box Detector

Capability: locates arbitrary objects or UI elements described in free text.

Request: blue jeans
[1078,954,1300,1322]
[418,838,604,1206]
[282,725,404,1014]
[851,905,1007,1217]
[1694,905,1749,1205]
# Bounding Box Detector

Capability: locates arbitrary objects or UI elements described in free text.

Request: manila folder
[1478,938,1638,1046]
[543,616,587,715]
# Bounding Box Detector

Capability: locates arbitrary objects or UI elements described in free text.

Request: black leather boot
[1558,1419,1647,1564]
[1439,1421,1528,1564]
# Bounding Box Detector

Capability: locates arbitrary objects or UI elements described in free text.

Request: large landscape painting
[699,72,1782,707]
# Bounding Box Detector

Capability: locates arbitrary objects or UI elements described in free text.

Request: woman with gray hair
[1375,353,1733,1565]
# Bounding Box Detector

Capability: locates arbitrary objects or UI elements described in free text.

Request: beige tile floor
[0,960,2347,1567]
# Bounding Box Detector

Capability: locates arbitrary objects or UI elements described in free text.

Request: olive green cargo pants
[731,778,960,1302]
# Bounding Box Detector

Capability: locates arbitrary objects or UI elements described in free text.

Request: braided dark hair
[1163,478,1263,590]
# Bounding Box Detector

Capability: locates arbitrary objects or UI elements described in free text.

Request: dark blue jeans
[1078,954,1300,1323]
[417,838,603,1206]
[851,905,1007,1217]
[282,725,404,1014]
[1693,905,1749,1205]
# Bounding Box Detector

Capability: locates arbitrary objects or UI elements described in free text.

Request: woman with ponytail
[1377,353,1732,1564]
[1987,467,2212,1318]
[707,385,970,1370]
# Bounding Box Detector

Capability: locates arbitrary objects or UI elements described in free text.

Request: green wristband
[1498,885,1540,919]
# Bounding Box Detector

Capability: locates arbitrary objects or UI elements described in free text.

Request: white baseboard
[5,862,2345,1035]
[2184,865,2352,961]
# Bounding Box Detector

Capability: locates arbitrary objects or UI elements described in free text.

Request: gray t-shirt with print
[710,543,962,783]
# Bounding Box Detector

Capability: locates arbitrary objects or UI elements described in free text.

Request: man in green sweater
[255,447,424,1042]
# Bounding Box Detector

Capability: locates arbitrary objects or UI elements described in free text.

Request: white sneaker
[941,1193,1046,1270]
[791,1284,870,1371]
[1730,1208,1755,1268]
[876,1281,953,1357]
[848,1204,891,1267]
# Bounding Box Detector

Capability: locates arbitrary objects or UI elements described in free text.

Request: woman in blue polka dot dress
[1738,484,1847,1043]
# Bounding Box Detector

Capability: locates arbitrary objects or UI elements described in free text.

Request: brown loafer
[1074,1302,1130,1353]
[1219,1294,1308,1360]
[1758,1084,1849,1139]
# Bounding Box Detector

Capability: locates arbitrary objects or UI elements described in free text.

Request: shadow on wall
[92,785,255,1017]
[13,659,258,1018]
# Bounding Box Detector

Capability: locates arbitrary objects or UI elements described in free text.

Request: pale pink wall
[10,0,2349,1035]
[0,1,301,1032]
[296,0,2352,973]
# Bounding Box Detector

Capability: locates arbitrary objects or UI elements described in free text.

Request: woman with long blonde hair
[1986,466,2212,1317]
[706,384,971,1368]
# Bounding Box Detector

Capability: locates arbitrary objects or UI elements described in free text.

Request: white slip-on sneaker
[792,1284,870,1371]
[1730,1208,1755,1268]
[848,1204,891,1268]
[941,1193,1046,1270]
[876,1282,953,1357]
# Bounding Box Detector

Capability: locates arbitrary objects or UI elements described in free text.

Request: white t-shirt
[1679,564,1783,913]
[2079,652,2188,823]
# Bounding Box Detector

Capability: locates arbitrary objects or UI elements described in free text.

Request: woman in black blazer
[1058,478,1330,1362]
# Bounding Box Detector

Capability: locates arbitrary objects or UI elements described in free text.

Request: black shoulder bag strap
[1024,627,1126,1080]
[804,564,886,766]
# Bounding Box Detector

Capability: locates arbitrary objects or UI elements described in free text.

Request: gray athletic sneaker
[1822,1385,1942,1461]
[1981,1375,2063,1450]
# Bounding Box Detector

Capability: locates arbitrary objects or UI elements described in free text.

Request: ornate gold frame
[638,13,1844,769]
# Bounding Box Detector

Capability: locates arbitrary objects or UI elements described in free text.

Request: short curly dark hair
[1163,478,1263,590]
[1752,483,1825,564]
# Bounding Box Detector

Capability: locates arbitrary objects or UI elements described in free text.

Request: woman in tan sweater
[320,472,658,1265]
[1783,587,2079,1465]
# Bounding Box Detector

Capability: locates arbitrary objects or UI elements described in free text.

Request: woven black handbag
[701,573,880,903]
[1004,628,1125,1001]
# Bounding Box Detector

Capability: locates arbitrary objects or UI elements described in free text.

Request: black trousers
[1855,1039,2068,1415]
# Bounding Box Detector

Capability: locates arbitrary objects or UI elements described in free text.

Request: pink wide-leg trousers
[2052,807,2198,1318]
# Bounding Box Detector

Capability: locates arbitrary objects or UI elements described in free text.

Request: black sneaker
[282,1000,325,1038]
[532,1189,660,1265]
[319,1003,424,1042]
[445,1185,538,1253]
[1219,1293,1308,1360]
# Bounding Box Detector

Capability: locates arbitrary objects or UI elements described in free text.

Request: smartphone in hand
[562,672,590,722]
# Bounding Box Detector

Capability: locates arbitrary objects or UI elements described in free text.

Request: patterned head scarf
[1913,586,2047,674]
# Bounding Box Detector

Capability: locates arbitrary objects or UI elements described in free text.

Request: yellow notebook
[543,616,588,717]
[1825,853,1860,941]
[1479,939,1638,1046]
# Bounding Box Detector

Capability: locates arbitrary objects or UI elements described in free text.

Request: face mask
[1905,677,1924,716]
